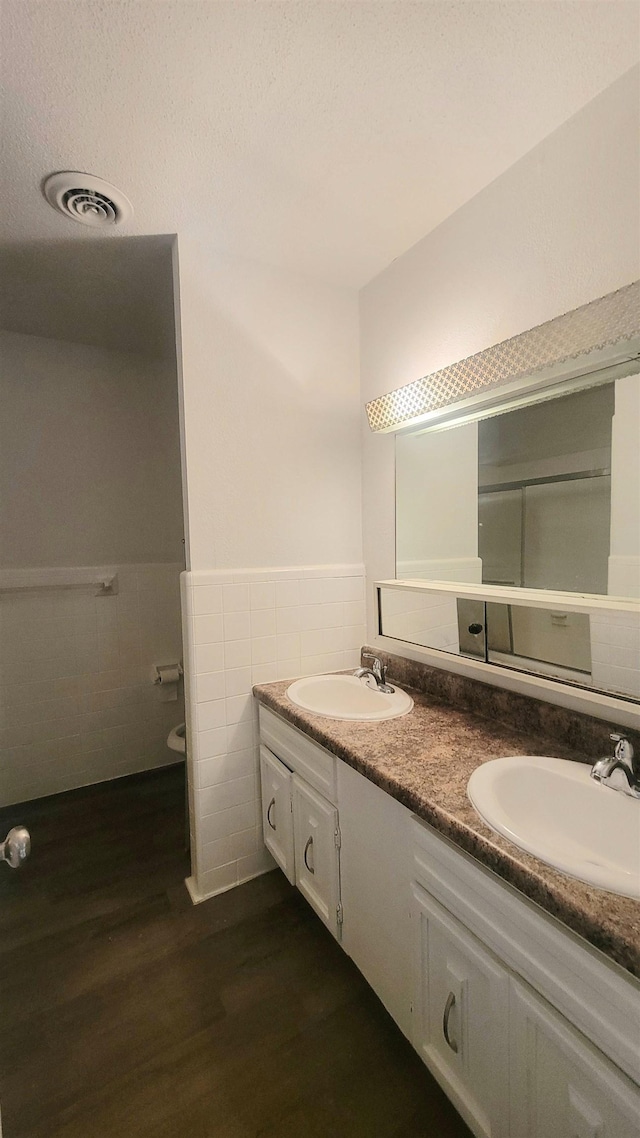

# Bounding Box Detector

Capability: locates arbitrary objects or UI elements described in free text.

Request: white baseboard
[184,863,275,905]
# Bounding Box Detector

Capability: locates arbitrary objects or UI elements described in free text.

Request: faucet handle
[610,733,634,765]
[362,652,384,681]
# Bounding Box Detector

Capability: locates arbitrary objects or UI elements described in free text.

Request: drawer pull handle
[266,797,276,831]
[443,991,458,1054]
[303,835,315,874]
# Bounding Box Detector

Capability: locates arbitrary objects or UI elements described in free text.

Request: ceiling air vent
[43,172,133,228]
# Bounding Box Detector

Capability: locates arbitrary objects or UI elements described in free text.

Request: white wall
[175,243,364,899]
[175,243,362,572]
[360,67,640,713]
[0,331,186,803]
[0,332,185,568]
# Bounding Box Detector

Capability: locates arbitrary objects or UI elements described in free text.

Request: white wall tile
[195,643,225,673]
[276,607,300,634]
[299,578,326,606]
[0,562,185,806]
[195,671,226,702]
[225,694,253,724]
[250,609,277,638]
[344,600,365,625]
[237,848,275,882]
[198,725,227,759]
[182,562,365,901]
[199,801,257,844]
[251,663,279,684]
[249,582,275,610]
[222,584,249,612]
[197,699,226,732]
[251,636,276,664]
[223,611,251,641]
[224,639,251,669]
[276,632,300,659]
[275,580,300,608]
[299,605,325,631]
[224,667,252,697]
[192,585,223,615]
[198,776,255,816]
[301,630,325,657]
[194,613,224,644]
[197,751,256,787]
[194,862,238,898]
[276,658,300,680]
[226,721,254,754]
[322,602,345,629]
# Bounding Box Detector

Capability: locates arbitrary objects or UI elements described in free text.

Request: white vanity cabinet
[411,817,640,1138]
[292,775,341,937]
[256,703,640,1137]
[412,884,509,1138]
[336,760,413,1039]
[509,980,640,1138]
[259,707,342,939]
[259,745,295,884]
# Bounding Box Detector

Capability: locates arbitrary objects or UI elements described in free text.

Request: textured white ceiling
[1,1,638,288]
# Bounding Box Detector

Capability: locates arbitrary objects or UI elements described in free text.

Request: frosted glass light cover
[366,280,640,433]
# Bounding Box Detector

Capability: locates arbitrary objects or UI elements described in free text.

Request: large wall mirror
[383,286,640,704]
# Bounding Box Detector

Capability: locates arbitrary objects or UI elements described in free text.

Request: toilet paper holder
[154,663,183,686]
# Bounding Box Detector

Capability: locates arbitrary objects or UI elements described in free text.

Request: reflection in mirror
[484,603,591,682]
[477,385,613,593]
[378,586,640,702]
[396,376,639,599]
[378,588,592,683]
[379,586,470,656]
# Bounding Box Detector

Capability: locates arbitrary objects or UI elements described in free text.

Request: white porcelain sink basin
[468,756,640,898]
[287,673,413,721]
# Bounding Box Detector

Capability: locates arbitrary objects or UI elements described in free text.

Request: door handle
[266,798,276,831]
[303,835,315,874]
[442,991,458,1054]
[0,826,30,869]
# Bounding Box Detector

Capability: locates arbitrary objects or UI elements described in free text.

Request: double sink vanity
[253,650,640,1138]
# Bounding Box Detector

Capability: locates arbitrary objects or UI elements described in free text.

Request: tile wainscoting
[0,563,185,805]
[181,563,366,902]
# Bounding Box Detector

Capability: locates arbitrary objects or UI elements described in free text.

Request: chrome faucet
[591,733,640,799]
[354,652,395,694]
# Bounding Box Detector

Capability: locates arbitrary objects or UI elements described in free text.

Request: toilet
[167,723,186,756]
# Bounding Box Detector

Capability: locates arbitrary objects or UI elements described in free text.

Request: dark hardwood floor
[0,766,471,1138]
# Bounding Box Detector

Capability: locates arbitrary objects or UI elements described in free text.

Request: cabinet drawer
[259,746,295,885]
[292,774,341,939]
[412,883,509,1138]
[258,706,337,803]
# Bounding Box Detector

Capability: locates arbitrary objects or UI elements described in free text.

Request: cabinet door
[259,746,295,884]
[338,760,412,1039]
[411,883,509,1138]
[510,978,640,1138]
[292,774,341,939]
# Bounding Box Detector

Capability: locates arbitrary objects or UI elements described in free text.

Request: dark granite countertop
[253,674,640,978]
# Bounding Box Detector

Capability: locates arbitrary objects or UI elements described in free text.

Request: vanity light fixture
[366,280,640,435]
